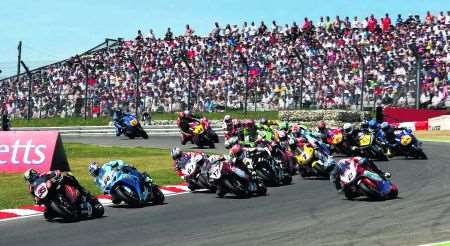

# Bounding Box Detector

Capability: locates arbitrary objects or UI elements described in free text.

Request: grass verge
[11,111,279,127]
[0,143,179,209]
[415,130,450,143]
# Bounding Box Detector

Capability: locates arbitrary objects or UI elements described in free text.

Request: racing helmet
[171,147,183,160]
[232,118,241,127]
[88,162,100,177]
[24,168,39,183]
[223,115,232,123]
[368,119,378,130]
[279,121,289,131]
[318,120,326,130]
[229,144,242,156]
[278,130,287,141]
[380,122,390,131]
[183,110,191,117]
[259,117,268,125]
[244,119,255,128]
[360,120,369,130]
[291,124,300,134]
[343,123,353,134]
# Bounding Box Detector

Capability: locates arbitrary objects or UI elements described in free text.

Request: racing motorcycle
[191,118,219,148]
[296,140,336,178]
[247,145,292,186]
[31,175,104,221]
[175,154,216,192]
[118,114,149,139]
[356,131,388,161]
[209,156,267,198]
[326,128,353,156]
[338,160,398,200]
[393,129,427,159]
[96,166,164,207]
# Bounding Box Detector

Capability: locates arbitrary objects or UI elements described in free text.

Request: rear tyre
[115,186,141,207]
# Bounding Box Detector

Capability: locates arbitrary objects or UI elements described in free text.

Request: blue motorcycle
[96,165,164,207]
[114,114,149,139]
[394,129,427,159]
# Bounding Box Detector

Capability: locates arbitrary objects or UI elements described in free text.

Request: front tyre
[139,127,149,139]
[49,196,79,221]
[152,186,165,205]
[115,186,141,207]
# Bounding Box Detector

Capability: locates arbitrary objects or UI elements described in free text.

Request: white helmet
[223,115,231,123]
[343,123,353,134]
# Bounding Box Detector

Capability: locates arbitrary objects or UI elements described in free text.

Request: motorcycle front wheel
[151,186,165,205]
[115,186,141,207]
[49,195,79,221]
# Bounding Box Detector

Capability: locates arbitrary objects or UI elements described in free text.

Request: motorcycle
[97,166,164,207]
[296,140,336,178]
[393,129,427,159]
[338,160,398,200]
[247,145,291,186]
[119,114,149,139]
[175,155,216,192]
[327,128,353,156]
[31,176,104,221]
[357,131,388,161]
[209,156,267,198]
[191,118,219,148]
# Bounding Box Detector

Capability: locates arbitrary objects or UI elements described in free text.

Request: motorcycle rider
[316,120,329,143]
[238,119,258,147]
[222,115,241,140]
[24,168,100,220]
[380,122,405,156]
[113,109,131,136]
[176,110,200,145]
[342,123,361,153]
[329,157,391,192]
[228,143,259,180]
[171,147,209,190]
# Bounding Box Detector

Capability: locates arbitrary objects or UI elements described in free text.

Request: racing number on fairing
[401,135,412,146]
[359,134,371,147]
[34,183,48,199]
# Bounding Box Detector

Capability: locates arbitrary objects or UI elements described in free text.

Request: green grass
[11,111,279,127]
[0,143,179,209]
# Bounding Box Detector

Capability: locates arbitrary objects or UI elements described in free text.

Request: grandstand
[0,11,448,119]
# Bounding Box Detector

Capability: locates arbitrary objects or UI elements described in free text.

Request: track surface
[1,136,450,246]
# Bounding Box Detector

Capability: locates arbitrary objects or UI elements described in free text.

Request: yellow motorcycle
[295,143,336,178]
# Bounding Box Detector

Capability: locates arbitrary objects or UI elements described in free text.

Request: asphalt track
[1,136,450,246]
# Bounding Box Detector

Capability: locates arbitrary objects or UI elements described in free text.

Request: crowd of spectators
[0,10,449,119]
